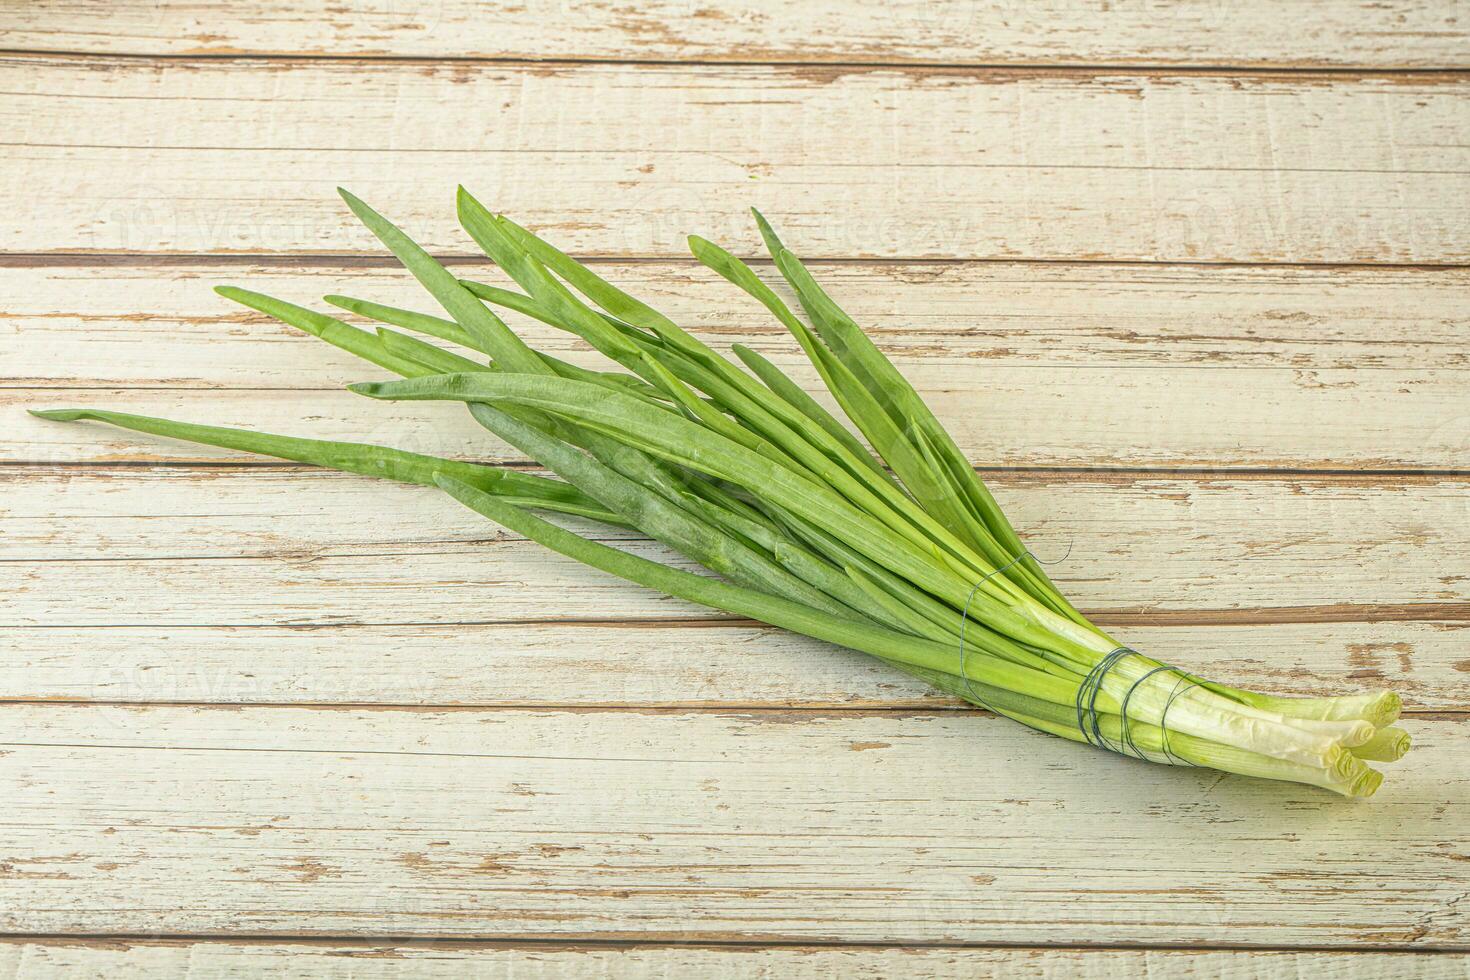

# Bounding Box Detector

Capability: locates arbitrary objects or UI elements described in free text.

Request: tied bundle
[33,189,1410,797]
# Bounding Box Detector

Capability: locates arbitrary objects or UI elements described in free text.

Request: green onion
[31,188,1409,797]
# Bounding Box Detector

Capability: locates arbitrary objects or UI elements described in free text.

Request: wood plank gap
[6,48,1470,77]
[5,252,1470,272]
[0,699,1459,717]
[1,934,1467,956]
[7,459,1470,482]
[8,601,1470,630]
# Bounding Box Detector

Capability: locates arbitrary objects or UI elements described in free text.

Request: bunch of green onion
[34,188,1410,797]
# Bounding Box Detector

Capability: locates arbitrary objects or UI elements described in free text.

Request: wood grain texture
[4,57,1466,263]
[0,704,1463,944]
[3,0,1467,69]
[10,262,1470,471]
[6,466,1467,620]
[19,382,1467,472]
[5,466,1466,707]
[2,940,1467,979]
[8,617,1467,712]
[5,5,1468,966]
[16,261,1470,381]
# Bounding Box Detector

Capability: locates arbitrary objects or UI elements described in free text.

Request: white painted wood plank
[15,376,1467,473]
[2,940,1466,979]
[15,261,1469,383]
[4,58,1465,262]
[8,619,1465,711]
[4,466,1465,705]
[0,704,1462,944]
[3,0,1466,68]
[10,263,1470,470]
[3,6,1463,961]
[5,467,1466,623]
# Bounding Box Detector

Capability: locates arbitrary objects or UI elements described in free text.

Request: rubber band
[954,542,1198,767]
[1118,664,1174,760]
[1075,649,1201,765]
[1157,671,1203,766]
[1075,647,1139,752]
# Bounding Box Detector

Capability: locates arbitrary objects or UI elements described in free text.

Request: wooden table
[3,2,1468,975]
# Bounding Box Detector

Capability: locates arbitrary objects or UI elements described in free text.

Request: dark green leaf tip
[346,382,385,397]
[458,185,508,223]
[28,408,85,421]
[214,284,271,307]
[337,187,375,221]
[456,185,492,216]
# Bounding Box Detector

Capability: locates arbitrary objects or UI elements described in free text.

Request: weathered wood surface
[19,381,1470,472]
[0,704,1463,944]
[9,262,1470,470]
[2,941,1467,978]
[4,57,1467,263]
[6,467,1467,620]
[4,0,1467,69]
[11,261,1470,380]
[5,465,1467,708]
[10,619,1466,710]
[4,2,1468,969]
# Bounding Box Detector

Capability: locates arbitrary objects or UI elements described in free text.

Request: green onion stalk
[32,188,1409,797]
